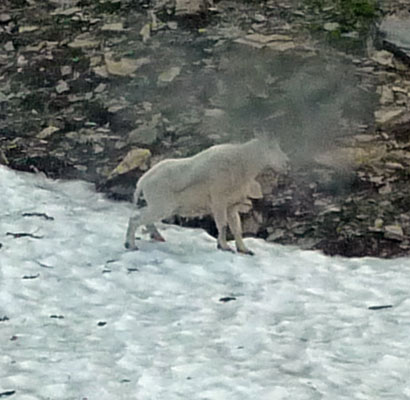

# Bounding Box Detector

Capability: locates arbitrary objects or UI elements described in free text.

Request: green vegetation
[304,0,381,50]
[306,0,379,22]
[338,0,379,30]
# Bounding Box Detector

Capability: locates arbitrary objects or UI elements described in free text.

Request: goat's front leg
[227,207,254,255]
[212,204,234,253]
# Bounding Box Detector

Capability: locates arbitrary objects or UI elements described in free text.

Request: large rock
[379,16,410,65]
[384,225,404,241]
[108,148,151,180]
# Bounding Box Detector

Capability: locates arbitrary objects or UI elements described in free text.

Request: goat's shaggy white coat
[125,138,288,254]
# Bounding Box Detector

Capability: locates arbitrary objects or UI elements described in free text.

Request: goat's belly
[175,201,210,217]
[169,186,256,217]
[177,206,210,217]
[173,190,211,217]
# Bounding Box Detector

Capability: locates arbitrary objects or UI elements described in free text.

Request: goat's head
[265,138,289,173]
[255,129,290,173]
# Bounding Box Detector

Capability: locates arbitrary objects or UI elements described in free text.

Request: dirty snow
[1,165,410,400]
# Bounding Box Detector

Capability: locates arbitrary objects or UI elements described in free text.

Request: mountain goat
[125,137,289,255]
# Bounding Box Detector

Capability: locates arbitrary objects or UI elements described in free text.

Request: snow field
[1,165,410,399]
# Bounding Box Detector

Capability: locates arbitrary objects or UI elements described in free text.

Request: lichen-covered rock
[108,148,151,180]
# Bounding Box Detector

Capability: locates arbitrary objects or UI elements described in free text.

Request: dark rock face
[379,16,410,65]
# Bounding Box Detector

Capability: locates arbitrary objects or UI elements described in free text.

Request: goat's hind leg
[147,224,165,242]
[125,213,140,250]
[125,206,169,250]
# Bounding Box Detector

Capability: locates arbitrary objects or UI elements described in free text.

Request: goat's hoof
[238,249,254,256]
[124,242,138,251]
[217,244,235,253]
[150,232,166,242]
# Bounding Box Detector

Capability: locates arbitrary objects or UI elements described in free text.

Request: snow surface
[1,165,410,400]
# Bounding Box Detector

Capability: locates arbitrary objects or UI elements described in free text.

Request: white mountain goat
[125,137,289,255]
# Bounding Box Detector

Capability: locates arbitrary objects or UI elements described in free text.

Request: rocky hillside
[1,0,409,257]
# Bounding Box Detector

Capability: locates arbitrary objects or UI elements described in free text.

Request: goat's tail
[133,180,144,205]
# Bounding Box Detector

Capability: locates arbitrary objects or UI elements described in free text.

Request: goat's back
[140,142,245,192]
